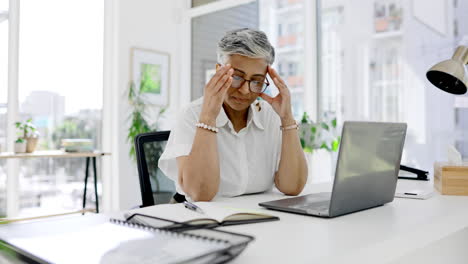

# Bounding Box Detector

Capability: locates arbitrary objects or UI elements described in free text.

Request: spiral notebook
[3,217,254,264]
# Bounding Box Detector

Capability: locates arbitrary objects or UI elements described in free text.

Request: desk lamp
[398,45,468,181]
[426,45,468,95]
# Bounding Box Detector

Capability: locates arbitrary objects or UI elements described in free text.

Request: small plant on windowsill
[15,118,40,153]
[14,138,27,153]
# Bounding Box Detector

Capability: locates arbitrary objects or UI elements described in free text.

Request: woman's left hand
[259,67,295,124]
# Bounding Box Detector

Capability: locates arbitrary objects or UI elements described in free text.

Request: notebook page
[9,222,226,264]
[128,203,216,224]
[196,202,273,222]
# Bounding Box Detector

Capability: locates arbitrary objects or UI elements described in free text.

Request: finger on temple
[268,67,280,78]
[259,93,274,104]
[217,76,232,94]
[214,69,233,91]
[268,68,286,88]
[273,77,286,91]
[208,64,231,88]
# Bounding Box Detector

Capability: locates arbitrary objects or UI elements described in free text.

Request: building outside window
[320,6,343,122]
[318,0,468,168]
[259,0,305,119]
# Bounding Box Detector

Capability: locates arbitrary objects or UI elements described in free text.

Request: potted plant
[14,138,27,153]
[127,81,168,201]
[299,112,341,184]
[15,118,40,153]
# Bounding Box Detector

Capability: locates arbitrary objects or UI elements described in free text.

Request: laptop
[259,121,407,218]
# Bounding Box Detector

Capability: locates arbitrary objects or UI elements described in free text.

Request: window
[369,40,403,122]
[260,0,305,118]
[287,22,297,35]
[288,62,296,76]
[318,0,468,168]
[0,0,8,217]
[14,0,103,216]
[319,6,343,121]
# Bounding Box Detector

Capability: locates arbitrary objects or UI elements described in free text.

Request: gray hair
[217,28,275,65]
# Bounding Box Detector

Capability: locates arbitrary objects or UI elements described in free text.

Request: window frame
[3,0,113,217]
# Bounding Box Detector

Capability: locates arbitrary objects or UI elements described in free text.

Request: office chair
[134,131,176,207]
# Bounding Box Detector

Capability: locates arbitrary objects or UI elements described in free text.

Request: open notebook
[126,202,279,228]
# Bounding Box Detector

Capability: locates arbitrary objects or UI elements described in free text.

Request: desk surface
[135,180,468,264]
[0,150,111,159]
[1,180,468,264]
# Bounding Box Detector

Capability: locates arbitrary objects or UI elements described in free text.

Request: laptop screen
[330,122,407,216]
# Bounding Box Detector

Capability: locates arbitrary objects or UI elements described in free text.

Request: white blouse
[158,97,282,199]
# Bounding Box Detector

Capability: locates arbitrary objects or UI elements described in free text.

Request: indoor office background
[0,0,467,218]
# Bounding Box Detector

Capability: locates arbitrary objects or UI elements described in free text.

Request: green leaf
[321,122,329,131]
[300,138,305,149]
[332,139,340,152]
[311,126,317,134]
[320,142,331,151]
[331,118,337,128]
[301,112,309,124]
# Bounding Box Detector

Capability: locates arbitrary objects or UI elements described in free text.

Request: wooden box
[434,162,468,196]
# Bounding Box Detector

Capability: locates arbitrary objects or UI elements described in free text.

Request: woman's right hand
[199,64,233,125]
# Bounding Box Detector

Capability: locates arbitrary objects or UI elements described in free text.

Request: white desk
[131,180,468,264]
[1,180,468,264]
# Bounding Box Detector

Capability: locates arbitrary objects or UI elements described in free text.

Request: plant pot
[14,141,27,153]
[305,149,334,185]
[25,137,39,153]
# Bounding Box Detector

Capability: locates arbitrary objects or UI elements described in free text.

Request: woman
[159,28,307,202]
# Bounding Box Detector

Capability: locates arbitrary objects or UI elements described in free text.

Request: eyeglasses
[231,74,270,93]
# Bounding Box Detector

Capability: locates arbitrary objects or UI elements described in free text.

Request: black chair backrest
[134,131,175,207]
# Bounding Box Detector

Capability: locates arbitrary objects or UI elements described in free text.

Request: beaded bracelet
[280,122,299,131]
[195,122,219,133]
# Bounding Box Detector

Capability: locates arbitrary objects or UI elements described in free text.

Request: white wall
[113,0,185,210]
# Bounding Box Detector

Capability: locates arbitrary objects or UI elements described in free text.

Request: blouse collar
[216,102,264,130]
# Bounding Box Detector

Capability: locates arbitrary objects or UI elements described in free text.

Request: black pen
[183,201,205,214]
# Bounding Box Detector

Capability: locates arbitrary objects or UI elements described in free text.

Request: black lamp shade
[426,46,468,95]
[427,70,467,95]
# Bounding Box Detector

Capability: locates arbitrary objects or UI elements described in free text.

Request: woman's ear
[216,64,221,71]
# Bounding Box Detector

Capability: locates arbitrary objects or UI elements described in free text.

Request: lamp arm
[452,45,468,65]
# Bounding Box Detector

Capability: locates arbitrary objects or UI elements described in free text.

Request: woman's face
[221,54,268,112]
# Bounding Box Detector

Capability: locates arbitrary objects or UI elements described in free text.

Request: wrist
[280,114,295,126]
[199,113,217,127]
